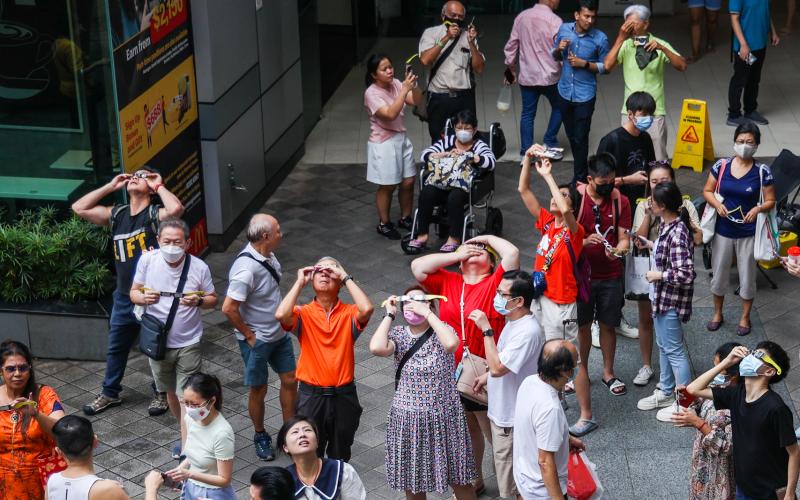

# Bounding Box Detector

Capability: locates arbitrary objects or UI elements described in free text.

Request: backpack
[110,203,160,235]
[575,183,621,231]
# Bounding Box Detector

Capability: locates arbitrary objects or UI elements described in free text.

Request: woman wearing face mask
[370,287,476,499]
[672,342,741,500]
[637,182,696,422]
[629,162,701,387]
[277,416,366,500]
[407,109,496,253]
[164,373,235,500]
[518,144,584,342]
[364,53,423,240]
[702,122,775,336]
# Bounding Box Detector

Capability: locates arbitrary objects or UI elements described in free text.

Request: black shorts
[577,278,624,327]
[460,394,488,412]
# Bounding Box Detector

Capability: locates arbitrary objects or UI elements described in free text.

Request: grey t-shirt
[419,25,483,93]
[226,243,285,343]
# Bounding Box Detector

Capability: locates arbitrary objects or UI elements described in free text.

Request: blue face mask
[712,374,729,386]
[738,354,764,377]
[493,292,513,315]
[634,115,653,132]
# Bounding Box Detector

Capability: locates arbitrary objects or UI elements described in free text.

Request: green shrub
[0,207,112,303]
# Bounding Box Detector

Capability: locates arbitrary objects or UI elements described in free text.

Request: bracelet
[385,312,395,321]
[436,39,446,48]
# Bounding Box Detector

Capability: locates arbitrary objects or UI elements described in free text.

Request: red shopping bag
[567,451,597,500]
[37,449,68,489]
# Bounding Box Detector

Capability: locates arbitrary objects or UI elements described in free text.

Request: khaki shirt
[419,24,484,93]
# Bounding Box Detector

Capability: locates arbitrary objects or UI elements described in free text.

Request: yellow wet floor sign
[672,99,714,173]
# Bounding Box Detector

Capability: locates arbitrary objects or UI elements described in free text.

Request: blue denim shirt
[553,22,610,103]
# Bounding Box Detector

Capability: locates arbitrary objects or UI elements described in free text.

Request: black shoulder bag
[235,252,280,284]
[394,327,434,389]
[138,254,191,361]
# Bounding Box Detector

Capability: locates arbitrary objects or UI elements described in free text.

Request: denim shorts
[238,335,296,386]
[687,0,721,10]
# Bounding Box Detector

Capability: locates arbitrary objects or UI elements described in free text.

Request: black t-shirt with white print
[111,204,160,295]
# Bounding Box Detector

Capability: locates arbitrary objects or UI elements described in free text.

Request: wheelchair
[400,121,506,255]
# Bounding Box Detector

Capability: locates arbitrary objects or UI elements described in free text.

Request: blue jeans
[101,290,141,398]
[519,84,562,154]
[653,309,692,395]
[559,95,596,184]
[735,486,779,500]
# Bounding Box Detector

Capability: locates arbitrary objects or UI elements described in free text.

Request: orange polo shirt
[281,299,364,387]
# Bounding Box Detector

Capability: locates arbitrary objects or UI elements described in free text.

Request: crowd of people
[1,1,798,499]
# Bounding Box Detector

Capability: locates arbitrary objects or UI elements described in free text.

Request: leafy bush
[0,206,112,303]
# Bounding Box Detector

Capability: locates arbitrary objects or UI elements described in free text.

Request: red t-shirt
[534,208,585,304]
[576,190,632,280]
[422,264,506,364]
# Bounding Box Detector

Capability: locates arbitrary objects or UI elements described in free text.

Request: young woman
[277,416,366,500]
[165,373,235,500]
[518,144,583,342]
[636,182,696,422]
[369,287,476,499]
[408,109,496,253]
[672,342,741,500]
[364,53,423,240]
[630,162,701,387]
[702,122,775,336]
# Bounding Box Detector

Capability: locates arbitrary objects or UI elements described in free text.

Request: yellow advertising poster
[118,56,198,172]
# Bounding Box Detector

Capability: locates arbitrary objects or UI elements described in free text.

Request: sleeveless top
[46,472,102,500]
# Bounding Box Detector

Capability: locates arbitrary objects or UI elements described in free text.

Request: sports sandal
[569,418,599,437]
[603,377,627,396]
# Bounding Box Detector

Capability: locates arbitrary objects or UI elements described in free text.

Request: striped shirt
[420,134,496,171]
[652,218,695,322]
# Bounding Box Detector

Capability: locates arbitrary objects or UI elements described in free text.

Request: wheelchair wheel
[485,207,503,236]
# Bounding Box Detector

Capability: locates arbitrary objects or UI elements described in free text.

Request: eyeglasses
[495,289,515,299]
[179,398,209,409]
[3,364,30,374]
[725,206,746,224]
[753,350,782,375]
[735,140,757,146]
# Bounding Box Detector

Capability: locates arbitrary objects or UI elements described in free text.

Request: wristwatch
[385,312,395,321]
[482,328,495,337]
[341,275,353,285]
[583,61,590,69]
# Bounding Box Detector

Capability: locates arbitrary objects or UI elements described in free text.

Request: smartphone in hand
[161,472,183,490]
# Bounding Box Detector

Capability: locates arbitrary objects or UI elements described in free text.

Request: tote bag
[700,159,728,244]
[754,165,780,261]
[624,246,650,299]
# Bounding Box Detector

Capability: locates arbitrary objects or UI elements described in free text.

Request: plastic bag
[567,451,604,500]
[497,85,511,112]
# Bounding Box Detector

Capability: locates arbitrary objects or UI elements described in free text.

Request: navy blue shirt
[711,158,773,239]
[553,22,610,103]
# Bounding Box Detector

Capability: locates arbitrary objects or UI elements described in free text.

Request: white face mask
[734,143,757,160]
[455,130,474,143]
[160,244,185,264]
[185,402,211,421]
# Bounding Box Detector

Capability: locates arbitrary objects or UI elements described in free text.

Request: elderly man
[604,4,687,161]
[275,257,373,461]
[513,339,585,499]
[72,167,183,417]
[419,1,485,142]
[504,0,564,161]
[130,218,217,459]
[222,213,296,462]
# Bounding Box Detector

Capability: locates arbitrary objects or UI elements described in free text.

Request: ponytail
[182,372,223,410]
[677,206,692,234]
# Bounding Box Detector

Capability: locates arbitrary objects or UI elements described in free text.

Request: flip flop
[603,377,627,396]
[569,418,599,437]
[706,318,723,331]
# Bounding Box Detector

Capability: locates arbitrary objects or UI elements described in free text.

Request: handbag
[138,254,191,361]
[754,165,780,261]
[624,245,650,299]
[565,234,591,304]
[567,451,605,500]
[395,327,434,389]
[424,154,474,192]
[700,158,728,244]
[412,37,460,122]
[454,282,489,406]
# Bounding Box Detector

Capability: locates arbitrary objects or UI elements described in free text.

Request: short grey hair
[316,256,343,268]
[246,214,274,243]
[623,4,650,21]
[158,217,190,239]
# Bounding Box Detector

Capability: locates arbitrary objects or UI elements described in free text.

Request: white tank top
[47,472,102,500]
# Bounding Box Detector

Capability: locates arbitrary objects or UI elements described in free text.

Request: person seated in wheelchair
[408,109,496,253]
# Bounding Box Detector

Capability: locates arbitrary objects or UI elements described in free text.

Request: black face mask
[594,182,614,198]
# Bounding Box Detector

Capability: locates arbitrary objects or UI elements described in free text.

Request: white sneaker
[633,365,654,386]
[616,315,639,339]
[637,389,675,411]
[591,321,600,348]
[656,401,680,422]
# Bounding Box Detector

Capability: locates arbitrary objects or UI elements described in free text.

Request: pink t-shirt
[364,79,407,143]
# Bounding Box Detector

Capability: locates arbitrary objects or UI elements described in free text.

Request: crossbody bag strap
[428,37,460,92]
[395,327,435,389]
[164,254,191,333]
[235,252,281,284]
[564,233,579,279]
[542,226,568,272]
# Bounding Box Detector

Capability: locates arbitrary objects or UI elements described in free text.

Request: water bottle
[497,85,512,112]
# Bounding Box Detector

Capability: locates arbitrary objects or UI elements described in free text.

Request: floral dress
[385,325,476,493]
[689,398,735,500]
[0,385,62,500]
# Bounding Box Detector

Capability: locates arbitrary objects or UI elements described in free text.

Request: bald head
[442,1,466,18]
[538,339,578,383]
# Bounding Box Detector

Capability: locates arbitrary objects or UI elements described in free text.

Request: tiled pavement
[32,157,800,499]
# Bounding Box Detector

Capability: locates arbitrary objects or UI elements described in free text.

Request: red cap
[788,246,800,257]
